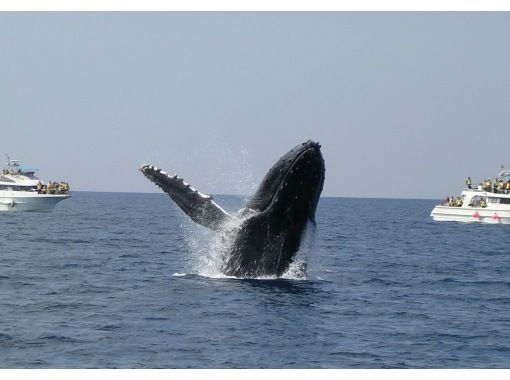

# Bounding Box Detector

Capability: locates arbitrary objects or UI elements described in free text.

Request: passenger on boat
[482,179,491,192]
[57,182,68,194]
[455,197,463,207]
[497,180,504,194]
[480,198,487,208]
[466,177,472,189]
[36,181,43,194]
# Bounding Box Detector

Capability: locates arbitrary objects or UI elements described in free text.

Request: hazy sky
[1,12,509,198]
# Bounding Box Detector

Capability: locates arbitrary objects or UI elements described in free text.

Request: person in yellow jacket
[497,180,504,193]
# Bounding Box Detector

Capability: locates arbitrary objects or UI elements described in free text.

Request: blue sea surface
[1,192,510,368]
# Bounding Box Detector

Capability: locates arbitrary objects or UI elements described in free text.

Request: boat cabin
[2,158,38,176]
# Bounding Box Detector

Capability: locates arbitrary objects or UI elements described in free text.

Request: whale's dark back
[222,140,325,277]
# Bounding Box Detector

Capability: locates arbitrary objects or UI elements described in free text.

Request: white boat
[0,156,70,212]
[431,170,510,224]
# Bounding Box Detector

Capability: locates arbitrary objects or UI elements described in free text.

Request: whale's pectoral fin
[140,165,232,231]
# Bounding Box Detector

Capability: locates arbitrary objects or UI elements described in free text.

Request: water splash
[208,143,257,199]
[184,221,217,276]
[181,140,258,276]
[193,209,255,277]
[281,221,316,280]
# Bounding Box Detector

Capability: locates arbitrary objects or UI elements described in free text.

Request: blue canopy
[17,166,37,172]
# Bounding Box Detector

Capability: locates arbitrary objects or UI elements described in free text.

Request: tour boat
[431,170,510,224]
[0,156,70,212]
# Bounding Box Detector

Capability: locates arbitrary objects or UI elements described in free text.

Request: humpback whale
[140,140,325,278]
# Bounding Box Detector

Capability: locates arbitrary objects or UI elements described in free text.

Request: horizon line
[69,190,440,201]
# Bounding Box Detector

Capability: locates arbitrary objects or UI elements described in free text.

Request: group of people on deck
[445,196,464,207]
[468,176,510,194]
[2,169,21,175]
[36,181,70,195]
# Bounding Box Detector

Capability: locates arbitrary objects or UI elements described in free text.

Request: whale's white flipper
[140,165,232,231]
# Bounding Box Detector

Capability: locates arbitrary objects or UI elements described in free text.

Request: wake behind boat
[431,169,510,224]
[0,155,70,212]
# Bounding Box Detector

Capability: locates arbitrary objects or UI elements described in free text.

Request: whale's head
[246,140,325,224]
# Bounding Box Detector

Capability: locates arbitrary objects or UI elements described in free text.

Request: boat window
[0,185,18,191]
[469,196,488,207]
[500,198,510,205]
[488,198,499,204]
[469,196,480,207]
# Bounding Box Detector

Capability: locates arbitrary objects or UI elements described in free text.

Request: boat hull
[0,193,70,212]
[431,205,510,224]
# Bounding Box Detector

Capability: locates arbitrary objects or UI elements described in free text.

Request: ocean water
[1,192,510,368]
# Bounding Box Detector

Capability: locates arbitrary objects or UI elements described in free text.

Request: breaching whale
[140,140,325,278]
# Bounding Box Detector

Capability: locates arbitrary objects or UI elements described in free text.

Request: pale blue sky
[1,12,509,198]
